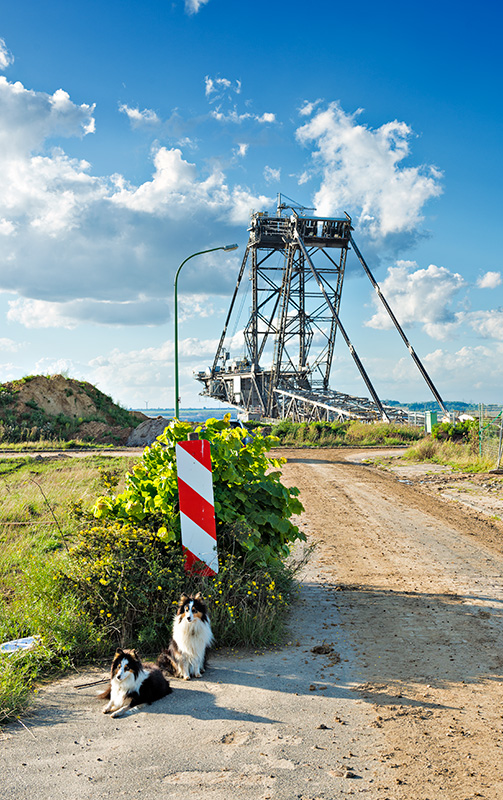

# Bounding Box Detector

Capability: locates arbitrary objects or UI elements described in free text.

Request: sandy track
[281,448,503,799]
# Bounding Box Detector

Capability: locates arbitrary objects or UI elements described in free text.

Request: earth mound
[0,374,147,445]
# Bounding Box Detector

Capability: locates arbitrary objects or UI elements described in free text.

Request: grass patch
[252,419,423,448]
[402,437,494,473]
[0,440,107,451]
[0,455,138,723]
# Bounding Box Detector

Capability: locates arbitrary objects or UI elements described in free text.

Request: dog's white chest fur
[172,615,214,679]
[173,616,213,656]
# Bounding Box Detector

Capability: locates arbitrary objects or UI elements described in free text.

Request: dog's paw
[183,674,191,680]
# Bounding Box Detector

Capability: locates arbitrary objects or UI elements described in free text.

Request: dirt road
[1,447,502,799]
[281,448,503,799]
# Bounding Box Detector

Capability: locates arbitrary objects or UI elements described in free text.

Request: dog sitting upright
[99,647,172,718]
[157,593,214,680]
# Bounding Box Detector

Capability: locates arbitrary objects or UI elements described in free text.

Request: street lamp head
[222,243,238,251]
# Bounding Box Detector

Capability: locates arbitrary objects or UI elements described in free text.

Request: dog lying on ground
[99,647,172,718]
[157,593,214,680]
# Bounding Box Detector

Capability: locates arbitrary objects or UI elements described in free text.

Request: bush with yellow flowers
[62,417,306,649]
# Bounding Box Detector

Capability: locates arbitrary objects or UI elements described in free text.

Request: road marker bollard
[176,439,218,575]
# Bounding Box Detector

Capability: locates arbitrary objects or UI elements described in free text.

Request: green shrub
[92,416,305,567]
[432,419,478,448]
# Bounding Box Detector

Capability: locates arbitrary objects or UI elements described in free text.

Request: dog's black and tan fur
[99,648,172,718]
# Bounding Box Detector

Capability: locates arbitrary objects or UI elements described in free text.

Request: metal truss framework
[197,198,447,423]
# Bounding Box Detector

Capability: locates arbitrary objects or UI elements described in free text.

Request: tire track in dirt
[282,448,503,800]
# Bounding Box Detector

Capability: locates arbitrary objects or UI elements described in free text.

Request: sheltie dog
[99,648,172,718]
[157,593,214,680]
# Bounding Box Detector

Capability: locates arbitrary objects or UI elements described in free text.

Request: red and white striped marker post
[176,439,218,576]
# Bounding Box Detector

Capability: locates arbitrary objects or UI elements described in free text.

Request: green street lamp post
[174,244,238,419]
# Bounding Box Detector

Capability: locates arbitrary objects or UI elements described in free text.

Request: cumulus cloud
[86,330,244,405]
[119,104,160,127]
[365,260,466,339]
[257,112,276,123]
[110,146,271,222]
[477,271,501,289]
[0,66,273,327]
[296,102,442,240]
[0,77,95,157]
[464,310,503,340]
[424,345,503,394]
[387,343,503,399]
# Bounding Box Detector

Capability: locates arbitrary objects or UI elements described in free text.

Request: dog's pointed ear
[132,649,139,659]
[194,592,203,600]
[115,647,124,656]
[179,593,189,604]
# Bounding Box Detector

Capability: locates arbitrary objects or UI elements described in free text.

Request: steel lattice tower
[196,197,446,422]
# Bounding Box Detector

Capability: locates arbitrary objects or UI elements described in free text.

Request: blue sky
[0,0,501,410]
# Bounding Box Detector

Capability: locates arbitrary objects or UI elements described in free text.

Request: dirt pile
[0,374,147,445]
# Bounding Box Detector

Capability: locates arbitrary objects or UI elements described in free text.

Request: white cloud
[257,112,276,123]
[211,109,276,125]
[477,271,501,289]
[205,75,275,126]
[423,345,503,393]
[299,99,322,117]
[7,296,171,328]
[185,0,211,15]
[464,309,503,340]
[119,104,160,127]
[178,294,216,323]
[235,143,249,157]
[0,77,95,157]
[0,218,15,235]
[86,331,244,405]
[0,39,13,71]
[386,343,503,400]
[0,337,20,351]
[7,298,76,328]
[205,76,241,101]
[110,145,271,223]
[296,102,442,239]
[264,165,281,183]
[365,260,466,339]
[0,66,273,326]
[34,356,77,377]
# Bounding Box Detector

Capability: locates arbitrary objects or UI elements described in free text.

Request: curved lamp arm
[174,244,238,418]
